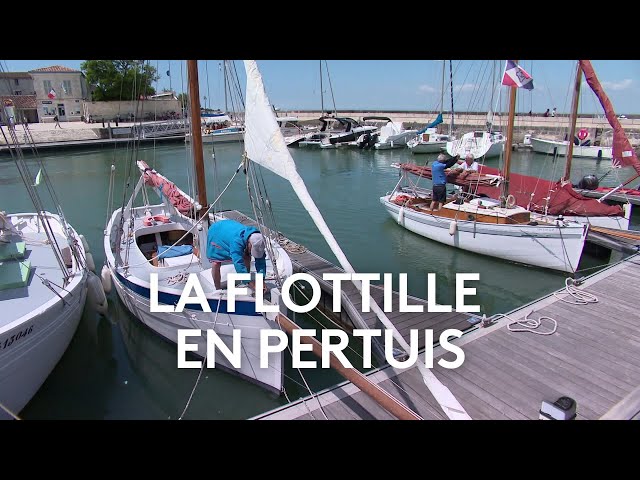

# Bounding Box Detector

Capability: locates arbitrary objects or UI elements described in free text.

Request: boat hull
[0,213,88,419]
[530,137,612,159]
[381,196,587,273]
[408,141,447,154]
[109,268,284,395]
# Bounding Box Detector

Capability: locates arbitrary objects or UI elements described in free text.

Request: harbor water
[1,141,636,419]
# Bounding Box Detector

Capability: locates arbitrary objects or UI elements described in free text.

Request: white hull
[381,196,587,272]
[0,213,88,419]
[530,137,612,159]
[374,130,418,150]
[408,141,447,154]
[532,203,632,231]
[109,268,284,394]
[446,131,505,159]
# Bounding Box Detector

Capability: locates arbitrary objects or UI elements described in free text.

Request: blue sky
[4,60,640,115]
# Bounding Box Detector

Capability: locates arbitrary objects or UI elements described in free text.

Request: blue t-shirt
[206,219,266,276]
[432,156,459,185]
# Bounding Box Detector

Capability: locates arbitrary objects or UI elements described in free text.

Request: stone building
[0,72,38,123]
[29,66,89,123]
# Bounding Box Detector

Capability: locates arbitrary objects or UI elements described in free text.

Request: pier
[252,252,640,420]
[220,210,481,356]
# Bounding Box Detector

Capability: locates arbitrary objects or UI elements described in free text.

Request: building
[29,66,89,123]
[0,72,38,123]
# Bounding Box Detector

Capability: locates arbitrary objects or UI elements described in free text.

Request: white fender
[449,220,458,236]
[101,265,112,294]
[85,252,96,272]
[79,234,90,252]
[87,272,108,315]
[397,206,405,225]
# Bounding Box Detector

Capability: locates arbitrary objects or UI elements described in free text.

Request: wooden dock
[220,209,481,353]
[253,254,640,420]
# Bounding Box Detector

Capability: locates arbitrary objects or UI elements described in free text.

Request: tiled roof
[1,95,37,109]
[0,72,31,79]
[29,65,80,73]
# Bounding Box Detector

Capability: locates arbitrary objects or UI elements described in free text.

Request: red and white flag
[48,88,57,99]
[501,60,534,90]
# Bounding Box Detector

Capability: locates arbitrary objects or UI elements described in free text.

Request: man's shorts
[432,184,447,203]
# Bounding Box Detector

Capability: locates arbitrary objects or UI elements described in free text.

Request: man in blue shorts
[430,153,460,211]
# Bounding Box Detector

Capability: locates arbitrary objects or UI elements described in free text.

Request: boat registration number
[0,325,34,351]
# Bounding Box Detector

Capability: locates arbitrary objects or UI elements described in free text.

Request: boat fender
[101,265,112,294]
[85,252,96,272]
[397,206,405,224]
[87,271,108,315]
[449,220,458,236]
[79,234,90,253]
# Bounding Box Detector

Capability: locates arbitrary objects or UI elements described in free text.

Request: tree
[81,60,159,101]
[177,93,189,110]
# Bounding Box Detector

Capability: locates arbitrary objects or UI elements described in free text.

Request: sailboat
[242,60,471,420]
[1,100,90,420]
[380,60,588,273]
[103,60,293,394]
[408,60,456,154]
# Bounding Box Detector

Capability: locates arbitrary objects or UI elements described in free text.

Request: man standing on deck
[429,153,460,211]
[206,219,267,291]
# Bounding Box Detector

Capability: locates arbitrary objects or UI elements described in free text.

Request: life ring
[578,128,589,141]
[506,194,516,209]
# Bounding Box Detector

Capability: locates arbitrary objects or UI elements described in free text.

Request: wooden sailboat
[381,60,588,273]
[103,60,294,394]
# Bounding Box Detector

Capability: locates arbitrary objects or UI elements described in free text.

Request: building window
[62,80,72,95]
[43,80,52,96]
[14,91,22,95]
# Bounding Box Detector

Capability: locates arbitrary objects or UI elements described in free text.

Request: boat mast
[319,60,324,114]
[440,60,445,116]
[563,61,583,183]
[187,60,208,214]
[223,60,228,113]
[500,60,518,208]
[449,60,454,135]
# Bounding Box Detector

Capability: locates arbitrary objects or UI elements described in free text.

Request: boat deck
[0,231,69,329]
[219,210,481,349]
[253,255,640,420]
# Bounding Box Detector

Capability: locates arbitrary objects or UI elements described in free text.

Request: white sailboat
[408,61,456,154]
[103,61,293,394]
[381,61,588,273]
[445,130,506,159]
[530,137,612,160]
[1,101,90,420]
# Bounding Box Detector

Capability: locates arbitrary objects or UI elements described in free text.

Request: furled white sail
[243,60,470,420]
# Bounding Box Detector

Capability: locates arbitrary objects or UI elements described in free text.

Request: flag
[501,60,534,90]
[48,88,57,99]
[33,169,42,186]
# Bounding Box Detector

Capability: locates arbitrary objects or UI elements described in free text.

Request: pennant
[501,60,534,90]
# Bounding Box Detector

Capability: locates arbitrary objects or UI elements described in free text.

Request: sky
[4,60,640,115]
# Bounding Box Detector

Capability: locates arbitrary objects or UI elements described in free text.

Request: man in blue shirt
[206,219,267,290]
[430,153,460,211]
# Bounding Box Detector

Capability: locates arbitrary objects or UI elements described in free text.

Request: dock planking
[254,254,640,420]
[219,209,479,350]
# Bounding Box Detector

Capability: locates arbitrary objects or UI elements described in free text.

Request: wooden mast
[563,61,583,183]
[500,60,518,208]
[187,60,208,214]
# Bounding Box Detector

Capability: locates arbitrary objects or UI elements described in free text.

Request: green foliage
[81,60,159,101]
[177,92,189,109]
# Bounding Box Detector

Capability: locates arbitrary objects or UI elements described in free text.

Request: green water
[1,142,634,419]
